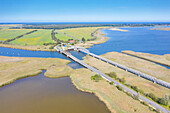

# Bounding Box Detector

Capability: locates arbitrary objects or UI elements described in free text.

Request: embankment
[122,50,170,67]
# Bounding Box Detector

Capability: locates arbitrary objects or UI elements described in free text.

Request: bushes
[106,72,117,79]
[138,89,144,95]
[109,81,114,85]
[125,91,133,97]
[105,72,125,84]
[141,101,149,106]
[82,37,86,43]
[105,72,170,107]
[91,74,103,82]
[49,46,54,49]
[119,77,126,84]
[43,42,56,46]
[148,93,157,101]
[116,85,123,91]
[157,95,169,106]
[133,93,140,100]
[131,85,139,92]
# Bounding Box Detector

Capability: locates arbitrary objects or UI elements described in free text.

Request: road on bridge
[55,46,170,113]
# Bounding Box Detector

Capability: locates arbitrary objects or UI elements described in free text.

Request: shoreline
[109,27,128,32]
[0,28,109,51]
[75,28,109,48]
[0,27,169,112]
[0,56,113,113]
[122,50,170,67]
[69,70,116,113]
[0,69,112,113]
[0,70,43,88]
[150,27,170,31]
[70,75,114,113]
[0,44,56,51]
[0,55,155,113]
[0,56,71,87]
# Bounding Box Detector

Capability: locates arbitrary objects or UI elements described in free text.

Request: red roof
[69,40,74,43]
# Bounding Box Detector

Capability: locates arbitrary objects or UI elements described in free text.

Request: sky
[0,0,170,22]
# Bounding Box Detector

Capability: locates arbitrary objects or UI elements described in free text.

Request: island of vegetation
[151,27,170,31]
[0,56,159,113]
[122,50,170,67]
[109,27,128,32]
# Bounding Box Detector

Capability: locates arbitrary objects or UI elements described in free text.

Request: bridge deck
[78,48,170,89]
[55,46,169,113]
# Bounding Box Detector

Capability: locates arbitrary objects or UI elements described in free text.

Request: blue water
[88,27,170,55]
[0,47,84,69]
[0,27,170,69]
[87,27,170,69]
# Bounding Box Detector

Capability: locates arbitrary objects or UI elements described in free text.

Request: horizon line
[0,21,170,24]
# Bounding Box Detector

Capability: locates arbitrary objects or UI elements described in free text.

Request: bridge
[55,46,169,113]
[77,48,170,89]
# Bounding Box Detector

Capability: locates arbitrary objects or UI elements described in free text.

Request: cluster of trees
[106,71,170,106]
[82,37,86,43]
[9,23,170,29]
[87,37,97,41]
[10,24,105,29]
[51,29,64,44]
[91,74,103,82]
[106,72,126,84]
[52,29,79,45]
[4,30,37,43]
[87,28,102,41]
[116,85,123,91]
[43,42,56,46]
[147,93,169,106]
[128,84,169,106]
[106,72,117,79]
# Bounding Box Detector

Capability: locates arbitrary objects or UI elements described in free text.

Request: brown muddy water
[0,70,110,113]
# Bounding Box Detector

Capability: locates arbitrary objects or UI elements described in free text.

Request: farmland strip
[3,30,37,43]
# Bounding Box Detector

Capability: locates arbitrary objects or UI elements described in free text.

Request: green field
[11,30,54,45]
[0,27,10,29]
[59,27,101,40]
[0,29,32,41]
[55,33,72,41]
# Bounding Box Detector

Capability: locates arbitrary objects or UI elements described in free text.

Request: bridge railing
[78,48,170,89]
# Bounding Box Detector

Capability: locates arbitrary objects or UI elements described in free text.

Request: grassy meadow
[59,27,102,40]
[0,27,107,47]
[0,56,154,113]
[55,32,71,41]
[122,50,170,67]
[69,68,153,113]
[0,56,71,87]
[82,53,170,98]
[11,29,54,45]
[0,29,33,41]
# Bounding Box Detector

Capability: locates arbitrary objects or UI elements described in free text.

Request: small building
[69,40,74,43]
